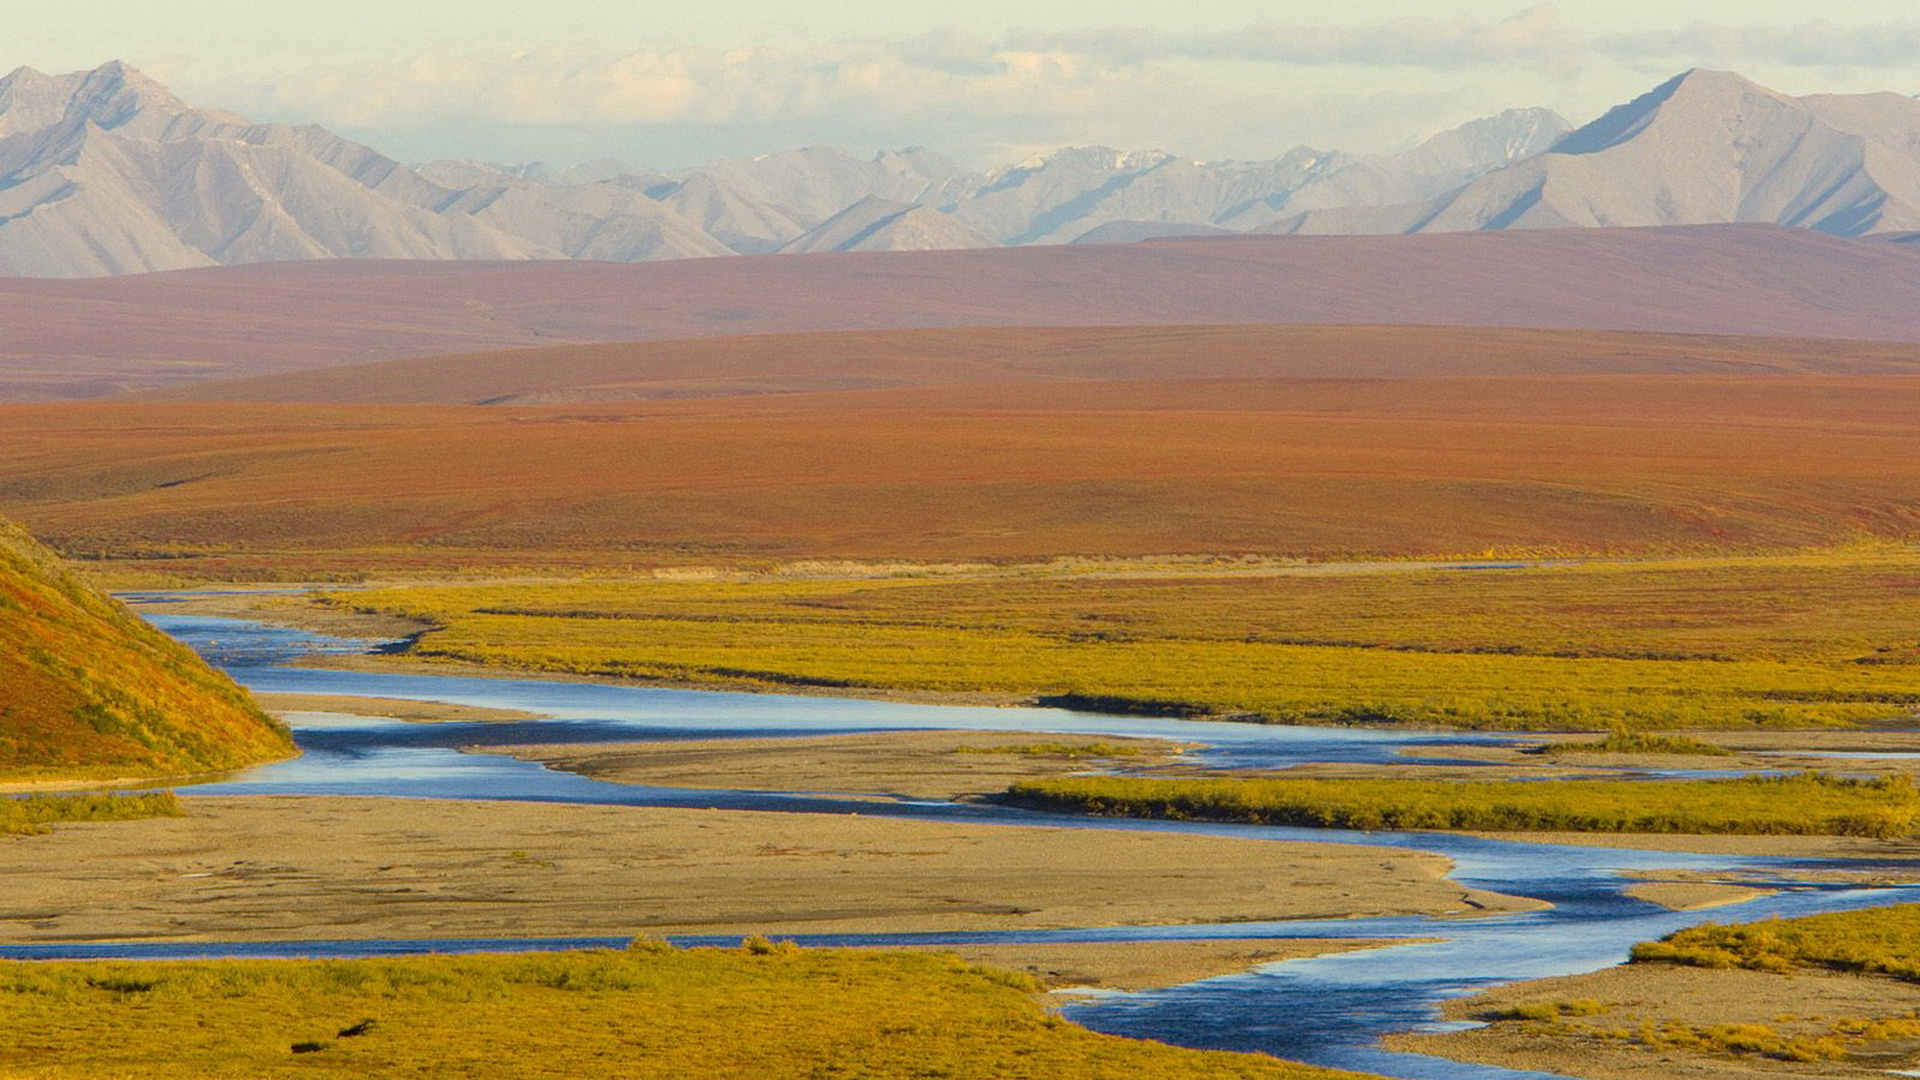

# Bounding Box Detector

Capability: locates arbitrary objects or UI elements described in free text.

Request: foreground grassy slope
[0,945,1373,1080]
[0,520,291,782]
[331,552,1920,729]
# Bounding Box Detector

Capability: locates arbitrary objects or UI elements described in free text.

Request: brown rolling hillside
[9,224,1920,400]
[136,323,1920,406]
[0,519,293,783]
[6,374,1920,574]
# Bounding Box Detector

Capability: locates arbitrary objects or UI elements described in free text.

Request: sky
[12,2,1920,168]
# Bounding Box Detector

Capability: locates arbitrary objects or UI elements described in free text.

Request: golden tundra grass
[0,519,292,782]
[329,550,1920,730]
[1633,902,1920,979]
[0,792,182,836]
[1003,773,1920,837]
[0,944,1373,1080]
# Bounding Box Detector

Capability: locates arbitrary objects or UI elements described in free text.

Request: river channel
[21,602,1920,1080]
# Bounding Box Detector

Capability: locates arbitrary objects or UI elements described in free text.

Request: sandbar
[0,795,1540,947]
[486,730,1196,802]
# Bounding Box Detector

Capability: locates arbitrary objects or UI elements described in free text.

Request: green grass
[323,552,1920,731]
[0,945,1376,1080]
[1003,773,1920,837]
[1632,902,1920,978]
[0,792,183,836]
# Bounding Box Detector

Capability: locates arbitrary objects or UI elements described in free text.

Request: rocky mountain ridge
[1,62,1916,277]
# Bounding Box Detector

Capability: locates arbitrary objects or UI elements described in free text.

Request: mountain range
[0,62,1917,277]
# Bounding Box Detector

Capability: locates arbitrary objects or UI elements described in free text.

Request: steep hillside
[0,519,291,782]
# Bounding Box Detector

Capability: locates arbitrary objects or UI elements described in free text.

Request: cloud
[197,10,1920,168]
[1595,21,1920,70]
[1014,8,1920,74]
[1013,8,1580,71]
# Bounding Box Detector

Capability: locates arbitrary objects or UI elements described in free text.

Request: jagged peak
[0,59,235,139]
[1553,69,1797,157]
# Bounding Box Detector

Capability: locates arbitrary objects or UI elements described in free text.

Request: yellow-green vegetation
[1632,902,1920,978]
[325,550,1920,730]
[0,945,1375,1080]
[1576,1016,1920,1064]
[1486,999,1609,1021]
[1543,730,1734,757]
[955,741,1149,757]
[1003,773,1920,837]
[0,520,292,783]
[0,792,182,836]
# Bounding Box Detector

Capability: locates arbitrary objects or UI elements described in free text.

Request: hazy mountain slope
[1278,71,1920,237]
[1218,109,1570,230]
[8,63,1920,273]
[683,146,975,226]
[0,518,292,782]
[779,196,999,253]
[0,62,723,275]
[436,178,731,261]
[654,173,810,254]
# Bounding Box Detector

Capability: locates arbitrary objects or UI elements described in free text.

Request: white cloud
[186,11,1920,168]
[1014,8,1920,73]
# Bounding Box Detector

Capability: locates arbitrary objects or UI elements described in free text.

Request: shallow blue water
[30,603,1918,1080]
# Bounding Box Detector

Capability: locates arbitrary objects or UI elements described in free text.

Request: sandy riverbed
[0,796,1537,945]
[486,730,1197,802]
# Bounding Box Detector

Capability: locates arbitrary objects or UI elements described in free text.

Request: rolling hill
[10,225,1920,400]
[137,323,1920,406]
[7,364,1920,574]
[0,518,293,782]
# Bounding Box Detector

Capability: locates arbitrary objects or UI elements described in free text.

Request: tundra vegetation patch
[0,519,291,783]
[0,946,1373,1079]
[323,550,1920,730]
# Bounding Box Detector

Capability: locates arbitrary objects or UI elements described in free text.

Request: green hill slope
[0,520,292,783]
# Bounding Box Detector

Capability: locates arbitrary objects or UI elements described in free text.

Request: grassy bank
[1003,773,1920,837]
[0,944,1374,1079]
[1634,902,1920,978]
[0,792,182,835]
[323,552,1920,730]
